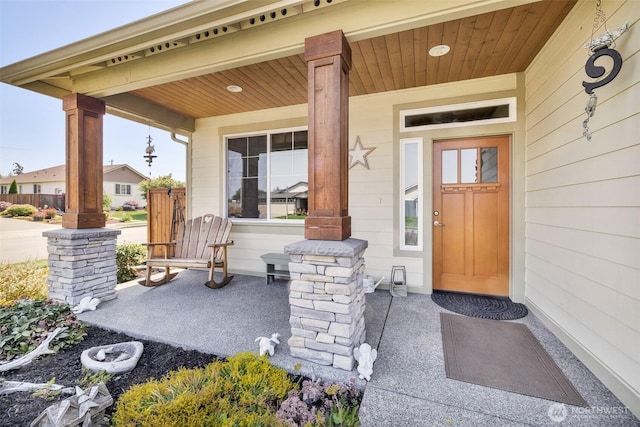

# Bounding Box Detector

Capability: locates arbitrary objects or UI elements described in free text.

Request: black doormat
[432,290,528,320]
[441,313,588,407]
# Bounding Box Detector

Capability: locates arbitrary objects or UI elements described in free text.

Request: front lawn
[110,210,147,222]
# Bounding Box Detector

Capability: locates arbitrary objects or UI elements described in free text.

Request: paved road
[0,217,147,264]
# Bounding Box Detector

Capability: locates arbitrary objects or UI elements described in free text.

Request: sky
[0,0,192,181]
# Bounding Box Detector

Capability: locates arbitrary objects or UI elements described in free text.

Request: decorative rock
[255,333,281,357]
[81,341,143,374]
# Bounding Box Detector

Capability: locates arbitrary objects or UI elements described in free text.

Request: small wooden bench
[139,214,234,289]
[260,253,291,284]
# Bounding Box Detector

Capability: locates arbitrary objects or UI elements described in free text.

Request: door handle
[434,221,445,227]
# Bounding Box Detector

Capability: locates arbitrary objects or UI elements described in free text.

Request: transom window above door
[226,128,308,221]
[400,97,516,132]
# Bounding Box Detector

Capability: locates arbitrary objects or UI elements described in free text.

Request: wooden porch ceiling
[131,1,576,120]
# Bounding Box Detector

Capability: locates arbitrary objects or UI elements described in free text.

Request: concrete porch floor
[78,270,638,426]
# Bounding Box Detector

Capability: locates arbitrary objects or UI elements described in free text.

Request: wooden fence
[146,187,186,258]
[0,194,65,211]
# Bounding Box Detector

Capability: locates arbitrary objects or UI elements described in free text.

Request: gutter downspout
[171,132,191,218]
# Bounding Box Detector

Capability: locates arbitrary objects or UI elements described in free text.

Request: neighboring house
[0,164,148,209]
[1,0,638,415]
[270,181,308,218]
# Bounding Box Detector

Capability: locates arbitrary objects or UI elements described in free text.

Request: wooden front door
[433,136,510,296]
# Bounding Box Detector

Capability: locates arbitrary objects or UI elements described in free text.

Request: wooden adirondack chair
[139,214,234,288]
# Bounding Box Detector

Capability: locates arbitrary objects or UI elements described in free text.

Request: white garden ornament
[71,296,101,314]
[353,343,377,381]
[255,333,281,357]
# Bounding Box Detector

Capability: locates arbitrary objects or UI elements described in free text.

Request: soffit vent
[144,40,188,57]
[100,0,348,69]
[188,24,239,44]
[237,6,302,30]
[106,53,143,67]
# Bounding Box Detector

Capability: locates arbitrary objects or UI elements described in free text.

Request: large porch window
[226,128,308,221]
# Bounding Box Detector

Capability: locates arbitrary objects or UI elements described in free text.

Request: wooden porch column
[62,93,106,229]
[304,30,351,240]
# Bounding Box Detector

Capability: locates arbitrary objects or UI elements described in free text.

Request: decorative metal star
[349,136,375,169]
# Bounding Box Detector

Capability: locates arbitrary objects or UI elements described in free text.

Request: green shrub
[77,368,114,389]
[112,353,294,427]
[9,179,18,194]
[121,213,132,222]
[0,299,87,361]
[32,211,46,221]
[4,204,37,217]
[116,243,146,283]
[0,260,48,306]
[103,193,112,213]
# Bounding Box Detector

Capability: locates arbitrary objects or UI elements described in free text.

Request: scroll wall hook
[580,0,629,141]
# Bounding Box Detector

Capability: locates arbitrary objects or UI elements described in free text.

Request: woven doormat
[441,313,588,407]
[432,290,528,320]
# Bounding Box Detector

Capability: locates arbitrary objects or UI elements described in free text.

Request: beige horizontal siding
[524,0,639,412]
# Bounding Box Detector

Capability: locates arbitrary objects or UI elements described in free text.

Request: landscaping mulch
[1,326,220,426]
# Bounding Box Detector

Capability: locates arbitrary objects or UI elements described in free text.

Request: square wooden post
[62,93,106,229]
[304,30,351,241]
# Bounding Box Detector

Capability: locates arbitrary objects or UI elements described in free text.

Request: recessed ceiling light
[227,85,243,93]
[429,44,450,57]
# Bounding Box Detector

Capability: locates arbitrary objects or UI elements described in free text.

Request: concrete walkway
[78,271,638,426]
[0,217,147,263]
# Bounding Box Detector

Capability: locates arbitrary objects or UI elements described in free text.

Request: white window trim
[224,125,308,224]
[400,97,517,132]
[400,137,423,251]
[115,183,132,195]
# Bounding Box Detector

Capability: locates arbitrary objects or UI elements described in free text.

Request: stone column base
[43,228,121,305]
[284,238,368,371]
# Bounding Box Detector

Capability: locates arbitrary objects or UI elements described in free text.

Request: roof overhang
[0,0,576,135]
